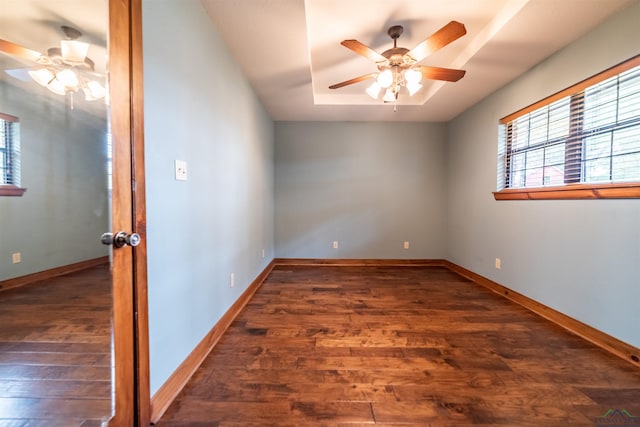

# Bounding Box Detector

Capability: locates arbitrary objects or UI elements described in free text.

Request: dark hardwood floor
[0,265,112,426]
[158,265,640,426]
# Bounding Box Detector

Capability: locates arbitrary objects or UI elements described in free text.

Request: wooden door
[0,0,147,424]
[109,0,149,425]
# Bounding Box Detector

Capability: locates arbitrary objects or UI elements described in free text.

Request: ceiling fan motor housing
[378,25,417,71]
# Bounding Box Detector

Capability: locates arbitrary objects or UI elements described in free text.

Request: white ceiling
[201,0,637,122]
[1,1,636,122]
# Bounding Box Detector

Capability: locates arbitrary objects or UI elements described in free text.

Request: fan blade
[341,40,388,64]
[417,65,466,82]
[4,68,32,82]
[405,21,466,63]
[0,39,42,62]
[329,73,377,89]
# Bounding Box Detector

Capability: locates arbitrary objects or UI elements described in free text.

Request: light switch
[175,160,188,181]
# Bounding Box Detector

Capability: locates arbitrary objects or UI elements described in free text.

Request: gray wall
[275,122,447,259]
[0,82,109,281]
[446,3,640,347]
[143,0,275,396]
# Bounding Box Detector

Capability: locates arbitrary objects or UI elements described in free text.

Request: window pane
[0,118,19,186]
[529,112,548,145]
[0,122,5,149]
[618,68,640,122]
[527,148,544,169]
[618,94,640,122]
[612,152,640,181]
[544,165,565,186]
[584,157,611,182]
[511,117,529,150]
[548,98,570,139]
[545,143,565,166]
[613,126,640,156]
[525,167,544,187]
[512,169,526,188]
[584,133,612,160]
[586,77,617,105]
[511,153,526,171]
[619,67,640,98]
[584,99,617,130]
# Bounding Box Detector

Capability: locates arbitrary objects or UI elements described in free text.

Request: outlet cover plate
[175,160,188,181]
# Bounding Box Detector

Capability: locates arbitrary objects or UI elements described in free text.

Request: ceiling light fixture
[28,68,55,86]
[32,36,106,105]
[2,25,106,108]
[363,26,426,106]
[365,81,382,99]
[26,64,106,107]
[329,22,467,111]
[60,39,90,63]
[366,66,423,102]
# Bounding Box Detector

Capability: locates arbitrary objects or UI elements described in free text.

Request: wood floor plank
[0,365,109,381]
[0,379,110,399]
[157,265,640,425]
[0,342,107,354]
[0,265,112,425]
[0,397,110,419]
[0,352,109,366]
[0,419,89,427]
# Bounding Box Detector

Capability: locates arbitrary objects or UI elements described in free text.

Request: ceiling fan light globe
[29,68,55,86]
[366,82,382,99]
[382,88,396,102]
[61,40,90,63]
[404,68,422,85]
[377,69,393,88]
[56,69,79,87]
[84,80,107,101]
[407,81,423,96]
[47,78,67,95]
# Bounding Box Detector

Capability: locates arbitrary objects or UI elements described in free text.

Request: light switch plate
[175,160,188,181]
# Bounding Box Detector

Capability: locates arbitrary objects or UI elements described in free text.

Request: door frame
[109,0,150,425]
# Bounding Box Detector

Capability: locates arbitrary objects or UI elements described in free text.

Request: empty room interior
[0,0,639,425]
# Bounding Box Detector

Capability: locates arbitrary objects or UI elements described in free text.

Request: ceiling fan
[329,21,467,105]
[0,25,106,105]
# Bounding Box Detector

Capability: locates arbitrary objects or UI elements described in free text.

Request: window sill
[493,182,640,200]
[0,185,27,197]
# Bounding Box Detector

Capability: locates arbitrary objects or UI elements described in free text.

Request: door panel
[0,0,146,425]
[0,0,113,424]
[109,0,148,425]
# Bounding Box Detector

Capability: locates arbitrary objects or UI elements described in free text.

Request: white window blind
[498,56,640,191]
[0,113,20,187]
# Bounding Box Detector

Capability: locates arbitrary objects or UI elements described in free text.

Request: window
[495,55,640,200]
[0,112,25,196]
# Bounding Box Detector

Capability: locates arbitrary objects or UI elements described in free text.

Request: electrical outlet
[495,258,501,269]
[175,160,188,181]
[332,241,339,249]
[230,273,235,288]
[12,252,21,264]
[403,241,410,249]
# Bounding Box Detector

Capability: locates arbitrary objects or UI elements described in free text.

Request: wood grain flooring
[157,265,640,426]
[0,265,112,426]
